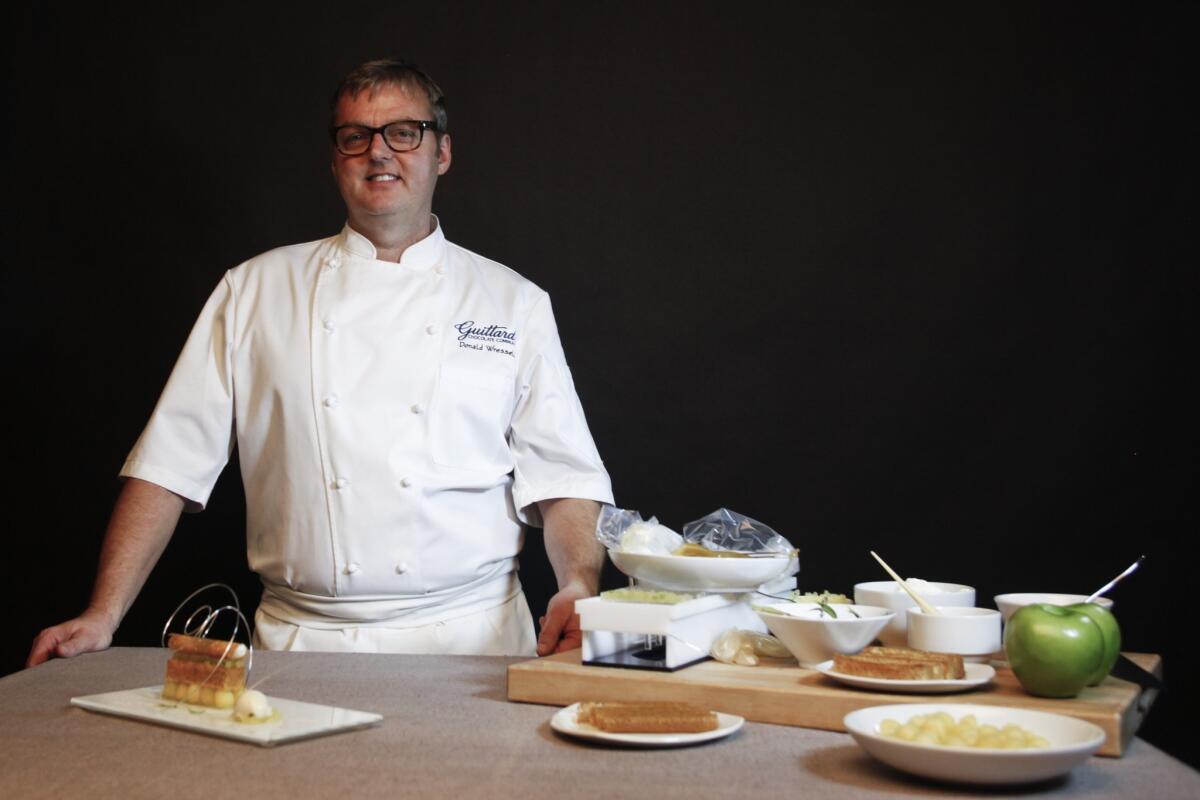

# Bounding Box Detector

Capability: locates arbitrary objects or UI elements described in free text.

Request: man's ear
[437,133,452,176]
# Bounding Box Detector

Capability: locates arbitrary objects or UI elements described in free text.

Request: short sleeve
[120,274,238,512]
[509,293,614,527]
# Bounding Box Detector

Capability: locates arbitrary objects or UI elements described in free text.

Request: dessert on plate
[832,646,965,680]
[576,701,718,733]
[161,633,248,708]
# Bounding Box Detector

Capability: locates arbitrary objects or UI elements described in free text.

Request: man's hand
[536,580,593,656]
[27,608,117,667]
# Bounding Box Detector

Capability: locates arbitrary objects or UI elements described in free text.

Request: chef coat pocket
[430,365,515,471]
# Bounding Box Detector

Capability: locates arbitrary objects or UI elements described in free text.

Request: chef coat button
[395,562,409,574]
[425,324,437,335]
[324,395,339,409]
[434,264,445,275]
[344,562,360,575]
[325,256,341,270]
[334,478,349,490]
[410,403,424,415]
[399,477,412,488]
[323,319,336,332]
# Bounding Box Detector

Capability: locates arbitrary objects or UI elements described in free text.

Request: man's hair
[330,57,448,133]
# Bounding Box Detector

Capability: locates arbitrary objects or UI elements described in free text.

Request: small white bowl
[907,606,1001,660]
[755,603,894,668]
[854,581,976,646]
[844,703,1106,784]
[993,593,1114,624]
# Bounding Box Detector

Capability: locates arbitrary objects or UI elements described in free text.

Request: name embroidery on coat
[455,320,516,357]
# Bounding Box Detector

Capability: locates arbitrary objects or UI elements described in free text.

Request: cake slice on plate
[161,633,247,708]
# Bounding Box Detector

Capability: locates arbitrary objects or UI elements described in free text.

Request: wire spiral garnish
[161,583,254,688]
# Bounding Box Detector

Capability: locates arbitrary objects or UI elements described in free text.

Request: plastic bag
[710,628,792,666]
[594,505,682,555]
[682,508,794,556]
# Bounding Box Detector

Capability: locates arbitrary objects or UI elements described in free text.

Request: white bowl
[854,581,976,646]
[993,593,1114,624]
[609,551,794,592]
[907,607,1002,660]
[755,603,894,667]
[844,703,1105,784]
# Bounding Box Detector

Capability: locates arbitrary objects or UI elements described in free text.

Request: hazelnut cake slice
[161,633,247,708]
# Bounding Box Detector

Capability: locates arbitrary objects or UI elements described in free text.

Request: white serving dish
[71,686,381,746]
[754,602,893,668]
[854,580,975,646]
[843,703,1105,784]
[907,606,1002,660]
[993,593,1114,624]
[609,550,795,592]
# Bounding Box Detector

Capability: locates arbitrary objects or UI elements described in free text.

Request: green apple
[1066,602,1121,685]
[1004,603,1104,698]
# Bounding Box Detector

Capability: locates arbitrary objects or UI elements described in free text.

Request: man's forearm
[538,498,603,593]
[86,477,186,628]
[533,498,603,655]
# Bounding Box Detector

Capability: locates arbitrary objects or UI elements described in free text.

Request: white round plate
[608,551,793,592]
[844,703,1105,784]
[815,661,996,694]
[550,703,744,747]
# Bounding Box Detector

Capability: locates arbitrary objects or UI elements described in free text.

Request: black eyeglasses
[329,120,440,155]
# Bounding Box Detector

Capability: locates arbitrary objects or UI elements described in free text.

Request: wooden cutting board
[507,651,1161,757]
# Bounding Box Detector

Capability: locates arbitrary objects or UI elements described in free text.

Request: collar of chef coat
[338,216,446,271]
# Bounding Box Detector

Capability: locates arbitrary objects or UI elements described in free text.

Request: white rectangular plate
[70,686,382,747]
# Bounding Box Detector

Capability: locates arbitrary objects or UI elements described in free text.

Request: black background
[6,1,1195,768]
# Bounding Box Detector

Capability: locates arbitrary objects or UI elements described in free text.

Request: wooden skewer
[869,551,941,615]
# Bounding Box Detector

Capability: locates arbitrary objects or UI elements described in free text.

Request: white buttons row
[331,477,414,489]
[321,397,424,414]
[342,562,411,575]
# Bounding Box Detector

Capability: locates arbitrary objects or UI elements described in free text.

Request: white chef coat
[121,220,613,634]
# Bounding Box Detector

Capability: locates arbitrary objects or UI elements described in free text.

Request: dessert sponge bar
[164,656,246,690]
[577,701,718,733]
[167,633,248,660]
[833,647,966,680]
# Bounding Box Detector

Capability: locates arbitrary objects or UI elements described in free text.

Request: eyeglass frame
[329,119,442,156]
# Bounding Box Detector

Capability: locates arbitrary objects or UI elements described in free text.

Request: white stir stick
[870,551,941,615]
[1086,555,1145,603]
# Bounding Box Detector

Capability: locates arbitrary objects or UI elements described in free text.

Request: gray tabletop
[2,648,1197,799]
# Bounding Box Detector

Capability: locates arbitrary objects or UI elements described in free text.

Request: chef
[27,58,613,665]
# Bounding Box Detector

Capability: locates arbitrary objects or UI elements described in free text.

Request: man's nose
[368,131,393,159]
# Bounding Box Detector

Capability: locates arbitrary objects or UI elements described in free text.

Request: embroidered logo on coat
[455,320,516,357]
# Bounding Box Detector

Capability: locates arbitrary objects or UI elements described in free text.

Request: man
[28,58,612,665]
